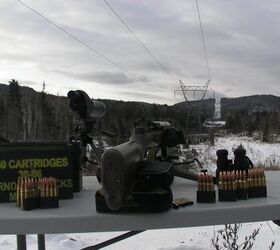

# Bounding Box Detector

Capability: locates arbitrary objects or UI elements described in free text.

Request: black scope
[67,90,106,120]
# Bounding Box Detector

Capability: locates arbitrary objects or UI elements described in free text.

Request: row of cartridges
[197,173,216,203]
[218,169,267,201]
[196,168,267,203]
[218,169,266,190]
[197,173,215,192]
[16,177,59,210]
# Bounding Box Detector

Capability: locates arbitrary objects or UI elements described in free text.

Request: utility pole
[42,81,46,93]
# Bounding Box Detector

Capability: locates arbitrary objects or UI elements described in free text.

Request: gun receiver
[101,119,185,211]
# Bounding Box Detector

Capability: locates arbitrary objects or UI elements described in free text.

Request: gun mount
[99,119,186,212]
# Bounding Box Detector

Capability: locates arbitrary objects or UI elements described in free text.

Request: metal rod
[38,234,46,250]
[81,230,145,250]
[172,167,198,181]
[17,235,27,250]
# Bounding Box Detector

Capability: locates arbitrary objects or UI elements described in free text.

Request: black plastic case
[248,187,267,198]
[218,190,237,202]
[236,188,248,200]
[197,191,216,203]
[40,197,59,209]
[22,198,40,211]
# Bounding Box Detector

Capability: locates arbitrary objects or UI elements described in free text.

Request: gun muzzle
[68,90,106,119]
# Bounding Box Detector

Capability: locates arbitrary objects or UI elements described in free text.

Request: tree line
[0,80,72,142]
[223,108,280,141]
[0,80,279,143]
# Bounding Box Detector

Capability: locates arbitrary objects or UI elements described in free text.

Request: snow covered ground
[1,222,279,250]
[191,135,280,172]
[1,135,280,250]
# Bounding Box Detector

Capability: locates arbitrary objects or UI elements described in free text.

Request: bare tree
[212,224,274,250]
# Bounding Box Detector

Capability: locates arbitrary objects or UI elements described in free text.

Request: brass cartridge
[257,169,262,187]
[197,174,202,191]
[16,178,21,207]
[231,172,236,190]
[218,172,223,190]
[50,178,54,197]
[261,169,266,187]
[46,179,50,198]
[54,178,58,198]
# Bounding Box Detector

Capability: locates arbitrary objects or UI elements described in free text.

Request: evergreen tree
[39,91,56,140]
[6,79,23,141]
[0,99,6,139]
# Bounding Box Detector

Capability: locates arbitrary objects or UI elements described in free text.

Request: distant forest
[0,80,279,143]
[0,80,72,142]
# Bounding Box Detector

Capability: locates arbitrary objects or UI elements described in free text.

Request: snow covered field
[192,135,280,172]
[1,135,280,250]
[1,222,279,250]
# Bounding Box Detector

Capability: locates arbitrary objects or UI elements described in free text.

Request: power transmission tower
[174,79,213,101]
[174,79,214,136]
[173,0,218,142]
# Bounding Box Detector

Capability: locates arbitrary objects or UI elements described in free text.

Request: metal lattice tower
[174,79,213,101]
[174,80,214,134]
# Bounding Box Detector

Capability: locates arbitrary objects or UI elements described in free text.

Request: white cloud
[0,0,279,104]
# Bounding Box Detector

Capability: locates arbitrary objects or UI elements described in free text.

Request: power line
[195,0,211,81]
[102,0,178,85]
[15,0,166,91]
[174,1,212,102]
[15,0,139,79]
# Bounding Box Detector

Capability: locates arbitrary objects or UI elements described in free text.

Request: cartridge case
[218,171,237,202]
[197,173,216,203]
[248,168,267,198]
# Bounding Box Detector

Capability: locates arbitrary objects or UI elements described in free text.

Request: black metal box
[0,142,81,203]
